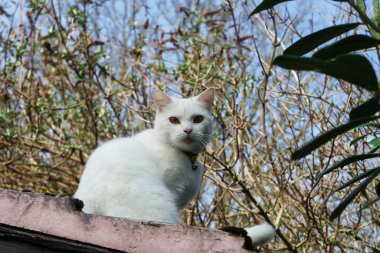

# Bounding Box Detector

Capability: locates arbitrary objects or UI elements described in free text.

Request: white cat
[74,88,274,247]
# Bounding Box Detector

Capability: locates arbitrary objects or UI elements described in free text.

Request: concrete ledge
[0,189,250,253]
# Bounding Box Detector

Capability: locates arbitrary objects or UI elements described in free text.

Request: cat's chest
[156,150,203,208]
[135,130,204,208]
[148,144,203,206]
[135,130,201,178]
[153,147,201,184]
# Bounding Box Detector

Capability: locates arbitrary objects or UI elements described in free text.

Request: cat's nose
[183,128,193,135]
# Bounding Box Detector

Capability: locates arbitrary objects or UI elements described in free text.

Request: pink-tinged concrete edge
[0,189,250,253]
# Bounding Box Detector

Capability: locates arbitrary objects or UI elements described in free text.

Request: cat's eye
[169,117,180,124]
[193,115,204,123]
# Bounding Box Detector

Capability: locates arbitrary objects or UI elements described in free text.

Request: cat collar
[189,154,198,171]
[183,151,198,171]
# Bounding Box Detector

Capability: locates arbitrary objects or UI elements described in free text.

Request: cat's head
[153,88,214,154]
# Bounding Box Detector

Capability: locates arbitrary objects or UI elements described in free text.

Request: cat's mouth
[183,136,194,144]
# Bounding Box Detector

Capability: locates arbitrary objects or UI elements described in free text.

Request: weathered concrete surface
[0,189,250,253]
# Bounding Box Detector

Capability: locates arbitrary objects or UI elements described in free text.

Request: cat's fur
[74,88,274,247]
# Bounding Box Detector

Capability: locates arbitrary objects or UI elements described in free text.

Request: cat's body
[75,129,203,223]
[74,88,274,247]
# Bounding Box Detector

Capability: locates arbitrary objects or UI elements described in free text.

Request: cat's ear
[196,88,214,110]
[154,88,172,112]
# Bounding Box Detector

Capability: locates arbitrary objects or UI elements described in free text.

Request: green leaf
[370,137,380,148]
[273,55,324,71]
[350,97,380,121]
[335,167,380,191]
[317,153,380,179]
[249,0,294,17]
[357,0,365,13]
[350,131,376,146]
[350,135,366,146]
[370,146,380,153]
[324,54,378,91]
[283,23,361,56]
[369,26,380,40]
[313,35,380,60]
[330,167,380,220]
[376,182,380,197]
[374,0,380,27]
[273,54,378,91]
[291,116,380,160]
[360,196,380,210]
